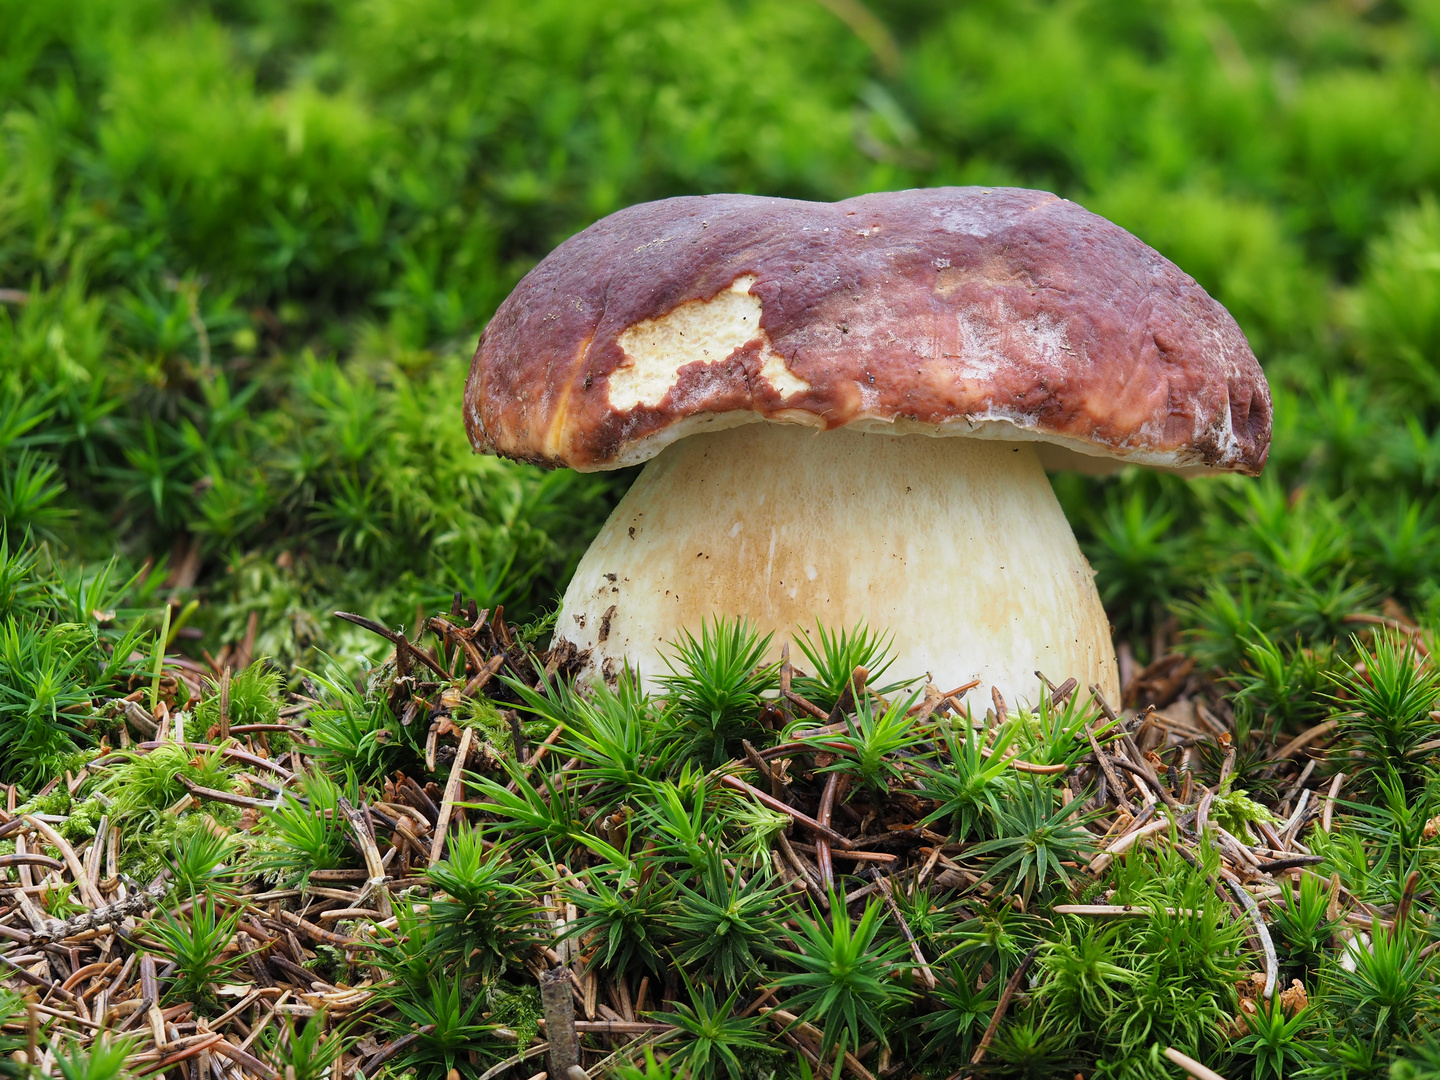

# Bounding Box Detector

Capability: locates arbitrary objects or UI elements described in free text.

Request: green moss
[453,697,514,758]
[15,786,72,817]
[95,742,238,825]
[485,985,544,1049]
[1209,788,1277,842]
[118,806,241,885]
[37,880,84,919]
[5,1,1440,1070]
[58,796,105,842]
[193,664,283,731]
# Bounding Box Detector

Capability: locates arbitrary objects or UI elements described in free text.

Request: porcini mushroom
[464,188,1270,708]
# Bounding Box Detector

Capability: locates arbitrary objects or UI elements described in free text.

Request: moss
[1209,788,1277,841]
[193,664,284,732]
[485,984,544,1048]
[454,696,514,758]
[59,796,105,842]
[118,806,239,884]
[95,742,238,825]
[309,943,349,986]
[514,610,558,647]
[15,786,72,817]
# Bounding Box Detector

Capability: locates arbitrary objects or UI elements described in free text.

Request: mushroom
[465,188,1270,708]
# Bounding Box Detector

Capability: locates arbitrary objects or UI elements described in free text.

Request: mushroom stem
[554,423,1119,710]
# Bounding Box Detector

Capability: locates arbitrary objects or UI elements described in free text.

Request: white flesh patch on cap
[758,347,809,399]
[608,276,808,411]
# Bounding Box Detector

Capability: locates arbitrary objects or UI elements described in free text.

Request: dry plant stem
[359,1028,434,1076]
[1229,881,1277,1000]
[430,726,474,863]
[876,875,936,990]
[762,1009,876,1080]
[1216,827,1263,871]
[1256,855,1324,873]
[279,909,358,948]
[816,773,839,895]
[1164,1047,1231,1080]
[1218,741,1237,792]
[179,776,276,811]
[1049,676,1079,704]
[785,690,831,722]
[1321,773,1345,833]
[1088,817,1169,874]
[429,614,488,674]
[1398,869,1420,927]
[463,653,508,697]
[1275,720,1337,760]
[542,967,581,1075]
[476,1045,549,1080]
[792,844,896,864]
[1280,790,1312,842]
[970,945,1041,1067]
[1196,790,1214,840]
[775,830,826,905]
[742,739,784,800]
[134,1033,225,1077]
[24,817,104,909]
[124,701,158,739]
[740,988,778,1019]
[1281,759,1317,808]
[1091,687,1179,808]
[217,667,231,743]
[568,1021,671,1034]
[719,774,853,847]
[991,685,1008,724]
[333,611,452,679]
[908,680,981,721]
[0,954,77,1002]
[1085,710,1133,815]
[1254,818,1288,855]
[208,1038,279,1079]
[0,854,64,873]
[1008,758,1070,775]
[130,742,291,779]
[337,796,393,919]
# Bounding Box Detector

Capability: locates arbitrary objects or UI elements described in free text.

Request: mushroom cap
[465,187,1271,475]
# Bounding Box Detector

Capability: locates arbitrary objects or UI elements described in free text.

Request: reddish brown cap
[465,187,1270,475]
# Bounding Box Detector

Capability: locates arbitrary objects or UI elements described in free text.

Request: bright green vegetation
[3,0,1440,1077]
[3,596,1440,1078]
[0,0,1438,668]
[0,535,157,784]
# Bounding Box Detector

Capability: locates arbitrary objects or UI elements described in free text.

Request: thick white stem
[554,424,1119,710]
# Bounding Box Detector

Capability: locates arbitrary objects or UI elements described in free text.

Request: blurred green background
[2,0,1439,670]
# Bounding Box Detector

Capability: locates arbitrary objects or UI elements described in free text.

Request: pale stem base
[554,424,1120,711]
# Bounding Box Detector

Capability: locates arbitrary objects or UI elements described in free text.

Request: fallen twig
[719,774,853,849]
[970,945,1041,1066]
[430,725,475,863]
[1164,1046,1230,1080]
